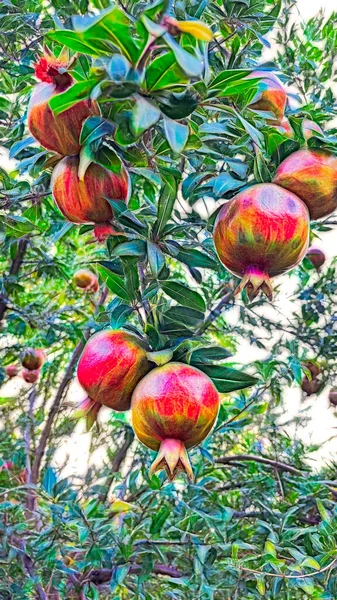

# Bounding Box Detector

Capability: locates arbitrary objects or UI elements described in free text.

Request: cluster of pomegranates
[27,50,130,242]
[76,329,220,480]
[5,348,46,384]
[213,70,336,300]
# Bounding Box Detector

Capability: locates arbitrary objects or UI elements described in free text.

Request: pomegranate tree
[246,70,287,121]
[77,329,150,426]
[27,51,99,156]
[131,363,220,480]
[51,156,130,241]
[213,183,309,301]
[273,149,337,220]
[21,348,46,371]
[73,269,99,293]
[5,364,19,378]
[306,247,326,270]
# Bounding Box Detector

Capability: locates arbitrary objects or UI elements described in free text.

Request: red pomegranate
[131,363,220,480]
[213,183,309,301]
[77,329,150,426]
[301,376,322,396]
[302,119,323,140]
[306,247,326,270]
[21,348,46,371]
[22,368,40,384]
[51,156,130,242]
[273,149,337,220]
[5,364,19,378]
[246,70,287,121]
[73,269,99,293]
[27,51,99,156]
[329,389,337,407]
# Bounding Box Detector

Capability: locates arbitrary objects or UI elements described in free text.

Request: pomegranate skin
[302,119,323,141]
[22,368,40,384]
[329,389,337,407]
[213,183,309,301]
[77,329,149,413]
[306,247,326,270]
[246,70,287,121]
[131,362,220,480]
[301,376,322,396]
[51,156,130,239]
[21,348,46,371]
[73,269,99,293]
[273,149,337,220]
[5,364,19,378]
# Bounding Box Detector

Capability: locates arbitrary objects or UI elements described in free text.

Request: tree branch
[87,563,184,585]
[0,236,29,322]
[100,427,135,503]
[216,454,304,476]
[196,290,234,335]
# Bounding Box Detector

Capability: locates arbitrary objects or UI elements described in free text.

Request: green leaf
[147,348,173,366]
[42,467,57,495]
[150,506,170,534]
[97,265,130,301]
[49,80,98,116]
[236,112,264,149]
[112,240,147,258]
[173,246,218,269]
[9,137,35,159]
[131,96,161,137]
[163,116,189,154]
[80,116,114,146]
[145,51,187,91]
[194,365,258,393]
[188,347,232,364]
[161,281,206,312]
[164,33,203,77]
[147,241,165,277]
[153,175,177,237]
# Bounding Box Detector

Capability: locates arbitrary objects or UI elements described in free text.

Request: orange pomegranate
[73,269,99,293]
[246,70,287,121]
[131,363,220,480]
[274,149,337,220]
[27,52,99,155]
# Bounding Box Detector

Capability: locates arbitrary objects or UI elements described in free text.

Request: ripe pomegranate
[329,389,337,407]
[246,70,287,121]
[131,363,220,480]
[27,52,99,156]
[306,247,326,270]
[5,364,19,378]
[273,149,337,220]
[73,269,99,293]
[77,330,150,425]
[301,376,322,396]
[302,119,323,140]
[21,348,46,371]
[213,183,309,301]
[22,368,40,384]
[51,156,130,242]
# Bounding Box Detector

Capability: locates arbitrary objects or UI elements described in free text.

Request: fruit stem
[235,266,273,301]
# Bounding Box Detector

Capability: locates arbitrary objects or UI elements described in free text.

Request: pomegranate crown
[33,48,74,88]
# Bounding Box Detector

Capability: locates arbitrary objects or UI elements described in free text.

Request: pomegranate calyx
[93,223,119,242]
[74,397,101,430]
[236,268,273,301]
[150,438,194,481]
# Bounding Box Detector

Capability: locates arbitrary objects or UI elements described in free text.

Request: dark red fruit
[5,364,19,378]
[306,247,326,270]
[21,348,46,371]
[22,368,40,384]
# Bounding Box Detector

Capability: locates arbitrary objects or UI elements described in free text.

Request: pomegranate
[273,149,337,220]
[27,52,99,156]
[21,348,46,371]
[306,247,326,270]
[246,70,287,121]
[22,368,40,384]
[5,364,19,378]
[77,329,150,424]
[302,361,321,379]
[269,117,293,137]
[302,119,323,140]
[213,183,309,301]
[73,269,99,293]
[51,156,130,242]
[301,376,322,396]
[329,389,337,407]
[131,363,220,480]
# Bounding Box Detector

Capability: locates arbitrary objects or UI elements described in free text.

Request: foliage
[1,0,337,598]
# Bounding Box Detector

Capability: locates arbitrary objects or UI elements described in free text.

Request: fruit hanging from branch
[213,183,310,301]
[73,269,99,293]
[301,376,323,396]
[131,363,220,481]
[306,247,326,270]
[27,50,99,156]
[21,348,46,371]
[273,149,337,220]
[246,70,287,121]
[22,368,40,384]
[77,329,150,428]
[5,365,19,378]
[51,156,130,242]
